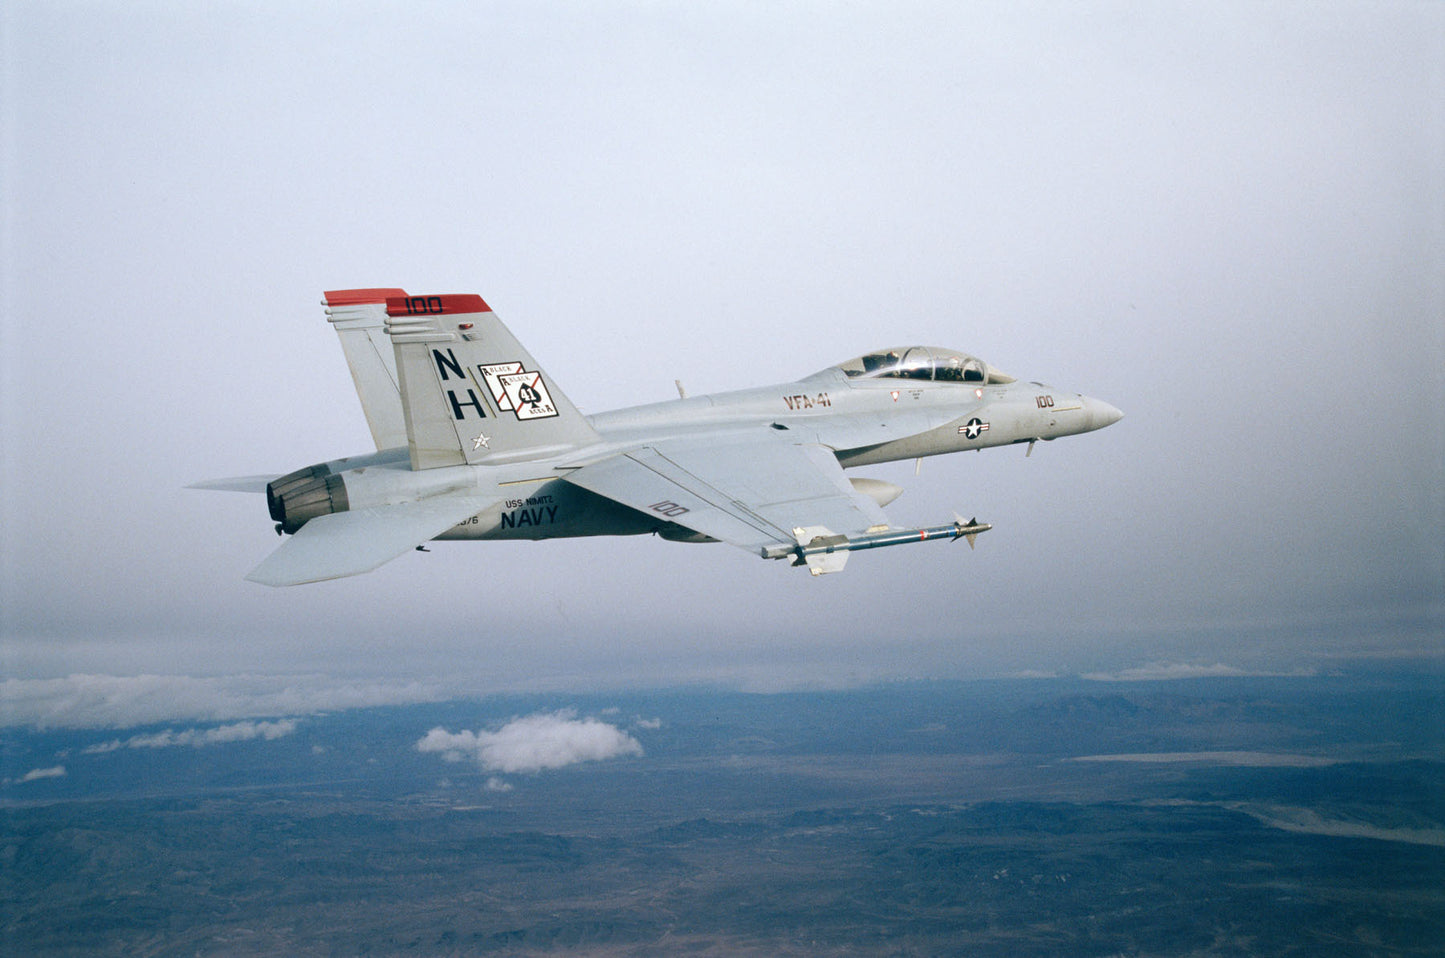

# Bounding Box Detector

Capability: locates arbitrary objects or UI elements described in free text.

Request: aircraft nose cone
[1089,397,1124,431]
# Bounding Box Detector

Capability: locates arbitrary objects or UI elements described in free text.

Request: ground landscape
[3,672,1442,956]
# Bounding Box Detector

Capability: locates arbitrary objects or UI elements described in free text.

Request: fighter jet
[196,289,1122,585]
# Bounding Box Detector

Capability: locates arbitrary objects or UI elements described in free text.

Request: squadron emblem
[479,362,559,420]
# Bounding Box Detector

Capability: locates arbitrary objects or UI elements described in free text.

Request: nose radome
[1088,397,1124,431]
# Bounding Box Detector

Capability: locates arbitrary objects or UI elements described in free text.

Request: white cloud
[1080,663,1316,682]
[78,740,122,754]
[0,674,446,729]
[19,765,66,782]
[81,719,298,753]
[417,710,644,774]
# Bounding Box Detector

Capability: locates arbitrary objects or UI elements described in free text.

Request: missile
[788,515,992,575]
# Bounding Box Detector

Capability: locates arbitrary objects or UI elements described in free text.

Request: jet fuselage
[300,368,1120,545]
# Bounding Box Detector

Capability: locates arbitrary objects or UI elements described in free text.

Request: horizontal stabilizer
[246,495,493,587]
[189,475,279,494]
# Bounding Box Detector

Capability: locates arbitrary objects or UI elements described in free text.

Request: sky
[2,1,1442,726]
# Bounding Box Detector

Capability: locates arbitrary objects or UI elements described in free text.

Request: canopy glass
[825,346,1012,384]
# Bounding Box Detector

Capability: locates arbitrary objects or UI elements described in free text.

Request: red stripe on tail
[385,294,490,317]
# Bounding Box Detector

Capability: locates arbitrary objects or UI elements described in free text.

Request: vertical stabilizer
[323,288,408,450]
[385,294,600,470]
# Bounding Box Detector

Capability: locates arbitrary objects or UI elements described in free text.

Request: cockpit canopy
[826,346,1015,384]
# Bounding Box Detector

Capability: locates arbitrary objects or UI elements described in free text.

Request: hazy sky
[2,2,1441,712]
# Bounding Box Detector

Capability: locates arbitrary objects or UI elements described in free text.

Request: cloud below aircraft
[82,719,298,754]
[0,673,445,730]
[417,710,645,774]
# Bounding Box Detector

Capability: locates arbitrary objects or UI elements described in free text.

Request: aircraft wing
[561,434,890,562]
[246,495,494,587]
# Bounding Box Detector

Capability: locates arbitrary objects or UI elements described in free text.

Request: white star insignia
[472,432,491,450]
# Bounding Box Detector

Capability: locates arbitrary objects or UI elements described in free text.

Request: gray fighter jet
[196,289,1122,585]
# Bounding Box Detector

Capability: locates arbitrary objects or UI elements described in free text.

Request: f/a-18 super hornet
[195,289,1121,585]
